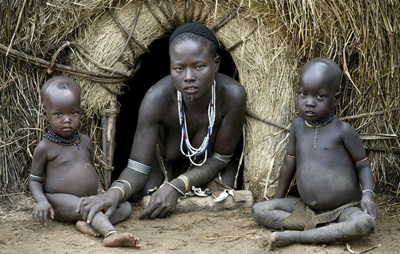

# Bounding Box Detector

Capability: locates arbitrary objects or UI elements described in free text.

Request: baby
[252,57,378,249]
[29,76,140,248]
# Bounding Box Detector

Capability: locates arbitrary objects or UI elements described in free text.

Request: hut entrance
[112,35,244,188]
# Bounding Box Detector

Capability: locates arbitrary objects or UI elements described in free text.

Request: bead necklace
[304,113,336,149]
[43,126,81,150]
[177,80,216,166]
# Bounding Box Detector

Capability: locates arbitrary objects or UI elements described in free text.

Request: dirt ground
[0,193,399,254]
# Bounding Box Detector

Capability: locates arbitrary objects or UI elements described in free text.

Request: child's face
[169,39,220,100]
[297,73,339,122]
[43,84,81,137]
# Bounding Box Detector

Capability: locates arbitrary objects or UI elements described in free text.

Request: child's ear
[42,107,48,119]
[333,92,341,107]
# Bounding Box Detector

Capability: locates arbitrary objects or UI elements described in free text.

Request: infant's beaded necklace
[177,80,216,166]
[43,126,81,150]
[304,113,336,149]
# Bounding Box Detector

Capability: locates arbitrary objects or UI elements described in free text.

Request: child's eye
[174,67,183,71]
[71,111,79,116]
[196,65,204,70]
[55,112,62,117]
[299,92,306,97]
[317,94,325,99]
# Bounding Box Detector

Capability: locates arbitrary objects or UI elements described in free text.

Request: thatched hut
[1,0,399,201]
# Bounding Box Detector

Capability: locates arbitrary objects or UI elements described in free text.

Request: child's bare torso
[43,136,98,197]
[294,118,362,211]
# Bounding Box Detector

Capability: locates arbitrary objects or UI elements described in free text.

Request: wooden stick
[246,110,290,131]
[101,101,119,189]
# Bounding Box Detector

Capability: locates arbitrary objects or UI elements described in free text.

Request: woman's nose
[184,69,195,82]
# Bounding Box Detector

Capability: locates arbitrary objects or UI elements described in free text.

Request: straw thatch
[0,0,399,201]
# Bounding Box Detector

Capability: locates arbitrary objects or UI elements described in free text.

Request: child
[252,57,378,249]
[29,76,140,248]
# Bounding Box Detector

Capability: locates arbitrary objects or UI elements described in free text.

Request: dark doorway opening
[113,35,244,189]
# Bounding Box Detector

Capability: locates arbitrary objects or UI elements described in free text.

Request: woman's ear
[214,54,221,72]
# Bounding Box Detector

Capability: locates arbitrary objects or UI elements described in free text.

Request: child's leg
[269,206,375,249]
[252,198,300,230]
[46,193,140,247]
[90,210,140,248]
[45,193,100,236]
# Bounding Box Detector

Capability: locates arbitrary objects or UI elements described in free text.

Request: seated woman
[77,23,247,221]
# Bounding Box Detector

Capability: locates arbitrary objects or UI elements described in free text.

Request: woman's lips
[183,86,199,94]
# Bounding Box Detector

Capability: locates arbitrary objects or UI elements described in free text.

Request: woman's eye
[196,65,204,70]
[317,94,325,99]
[174,67,183,71]
[299,92,306,97]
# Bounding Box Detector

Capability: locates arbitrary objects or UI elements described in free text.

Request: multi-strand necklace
[43,126,81,150]
[177,80,216,166]
[304,112,336,149]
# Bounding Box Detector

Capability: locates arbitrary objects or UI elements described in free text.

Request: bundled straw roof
[1,0,399,201]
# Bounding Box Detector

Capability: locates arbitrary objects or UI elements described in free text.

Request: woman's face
[169,39,220,101]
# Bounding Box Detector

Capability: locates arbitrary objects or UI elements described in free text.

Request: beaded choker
[305,113,336,128]
[43,126,81,150]
[304,113,336,149]
[177,80,216,166]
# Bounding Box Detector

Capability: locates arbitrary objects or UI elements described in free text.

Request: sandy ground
[0,194,399,254]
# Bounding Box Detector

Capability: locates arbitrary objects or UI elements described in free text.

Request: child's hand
[32,201,55,225]
[360,193,378,220]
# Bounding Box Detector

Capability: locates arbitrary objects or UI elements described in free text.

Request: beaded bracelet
[97,188,105,194]
[362,189,375,197]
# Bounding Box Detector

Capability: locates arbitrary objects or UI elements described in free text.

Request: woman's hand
[76,190,120,223]
[139,184,181,219]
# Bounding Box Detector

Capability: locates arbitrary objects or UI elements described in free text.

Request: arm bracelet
[127,159,151,175]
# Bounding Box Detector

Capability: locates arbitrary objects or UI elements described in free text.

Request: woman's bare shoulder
[215,73,246,101]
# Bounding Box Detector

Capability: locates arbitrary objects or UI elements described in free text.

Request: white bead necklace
[177,80,216,166]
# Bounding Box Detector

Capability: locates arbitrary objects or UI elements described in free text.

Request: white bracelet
[165,182,185,196]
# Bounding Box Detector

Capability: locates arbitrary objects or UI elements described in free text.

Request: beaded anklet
[43,127,81,150]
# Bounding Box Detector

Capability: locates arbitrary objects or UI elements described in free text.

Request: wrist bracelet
[165,182,185,196]
[362,189,375,197]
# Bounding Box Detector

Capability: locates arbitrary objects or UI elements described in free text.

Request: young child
[252,57,378,249]
[29,76,140,248]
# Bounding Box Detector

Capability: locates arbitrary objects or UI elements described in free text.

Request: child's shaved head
[300,57,342,92]
[41,76,81,99]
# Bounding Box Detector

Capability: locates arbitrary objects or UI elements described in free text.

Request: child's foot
[269,232,293,250]
[103,232,141,248]
[76,221,100,237]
